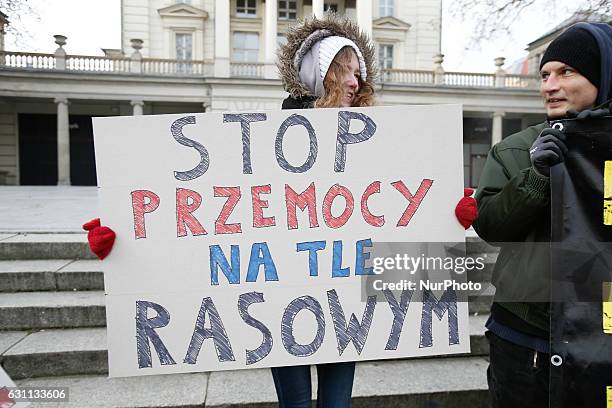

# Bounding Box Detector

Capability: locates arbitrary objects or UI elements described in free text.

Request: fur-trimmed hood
[277,14,377,99]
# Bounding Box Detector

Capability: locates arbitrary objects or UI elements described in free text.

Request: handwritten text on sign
[93,104,468,377]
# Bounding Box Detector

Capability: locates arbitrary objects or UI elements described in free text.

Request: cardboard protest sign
[93,104,469,378]
[549,116,612,408]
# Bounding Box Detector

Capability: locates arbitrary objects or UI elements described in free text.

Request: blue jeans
[271,362,356,408]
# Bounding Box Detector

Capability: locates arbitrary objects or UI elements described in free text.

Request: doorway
[18,113,97,185]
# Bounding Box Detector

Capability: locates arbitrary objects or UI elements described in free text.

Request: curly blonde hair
[314,46,376,108]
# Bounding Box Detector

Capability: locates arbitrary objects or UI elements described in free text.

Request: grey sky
[4,0,575,73]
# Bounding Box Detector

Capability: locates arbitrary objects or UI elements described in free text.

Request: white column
[356,0,373,39]
[263,0,278,79]
[131,100,144,116]
[312,0,324,18]
[492,111,505,146]
[214,0,230,77]
[55,97,71,185]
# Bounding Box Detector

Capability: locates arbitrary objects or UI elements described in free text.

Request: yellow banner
[604,161,612,225]
[604,282,612,334]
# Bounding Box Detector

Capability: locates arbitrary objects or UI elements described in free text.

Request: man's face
[539,61,598,119]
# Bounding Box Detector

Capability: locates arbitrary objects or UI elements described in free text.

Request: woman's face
[339,51,360,107]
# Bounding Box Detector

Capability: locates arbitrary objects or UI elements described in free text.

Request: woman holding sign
[277,15,375,111]
[272,13,376,407]
[273,14,477,407]
[83,14,477,408]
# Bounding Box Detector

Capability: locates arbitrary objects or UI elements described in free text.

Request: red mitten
[455,188,478,229]
[83,218,116,260]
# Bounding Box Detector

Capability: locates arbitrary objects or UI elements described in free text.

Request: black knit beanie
[539,27,601,89]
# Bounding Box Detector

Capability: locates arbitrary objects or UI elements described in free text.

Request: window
[177,0,191,4]
[278,0,297,20]
[176,33,193,73]
[324,3,338,12]
[176,33,193,60]
[379,0,393,17]
[233,32,259,61]
[378,44,393,69]
[236,0,257,17]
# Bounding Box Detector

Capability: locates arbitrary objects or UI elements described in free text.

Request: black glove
[529,128,568,177]
[566,108,610,120]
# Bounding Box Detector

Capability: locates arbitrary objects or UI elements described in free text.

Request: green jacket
[474,122,551,332]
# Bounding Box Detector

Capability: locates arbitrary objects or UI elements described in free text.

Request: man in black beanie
[473,22,612,408]
[539,27,600,119]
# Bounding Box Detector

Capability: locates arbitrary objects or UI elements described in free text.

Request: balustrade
[67,55,131,72]
[142,58,214,76]
[381,69,434,84]
[504,74,540,88]
[230,62,265,78]
[444,72,495,87]
[0,51,539,88]
[0,51,56,69]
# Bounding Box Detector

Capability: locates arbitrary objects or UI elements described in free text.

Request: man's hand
[83,218,116,260]
[529,128,568,177]
[566,107,610,120]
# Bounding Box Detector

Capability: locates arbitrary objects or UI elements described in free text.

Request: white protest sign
[93,104,469,378]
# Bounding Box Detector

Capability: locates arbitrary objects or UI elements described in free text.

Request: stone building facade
[0,1,544,187]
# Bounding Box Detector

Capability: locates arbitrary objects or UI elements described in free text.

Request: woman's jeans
[271,362,356,408]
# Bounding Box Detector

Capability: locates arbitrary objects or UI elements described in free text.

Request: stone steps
[0,291,106,330]
[0,233,95,260]
[15,356,489,408]
[17,372,210,408]
[0,315,489,380]
[0,259,103,292]
[1,328,107,379]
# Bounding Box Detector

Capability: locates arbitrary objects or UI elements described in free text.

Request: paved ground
[0,186,99,233]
